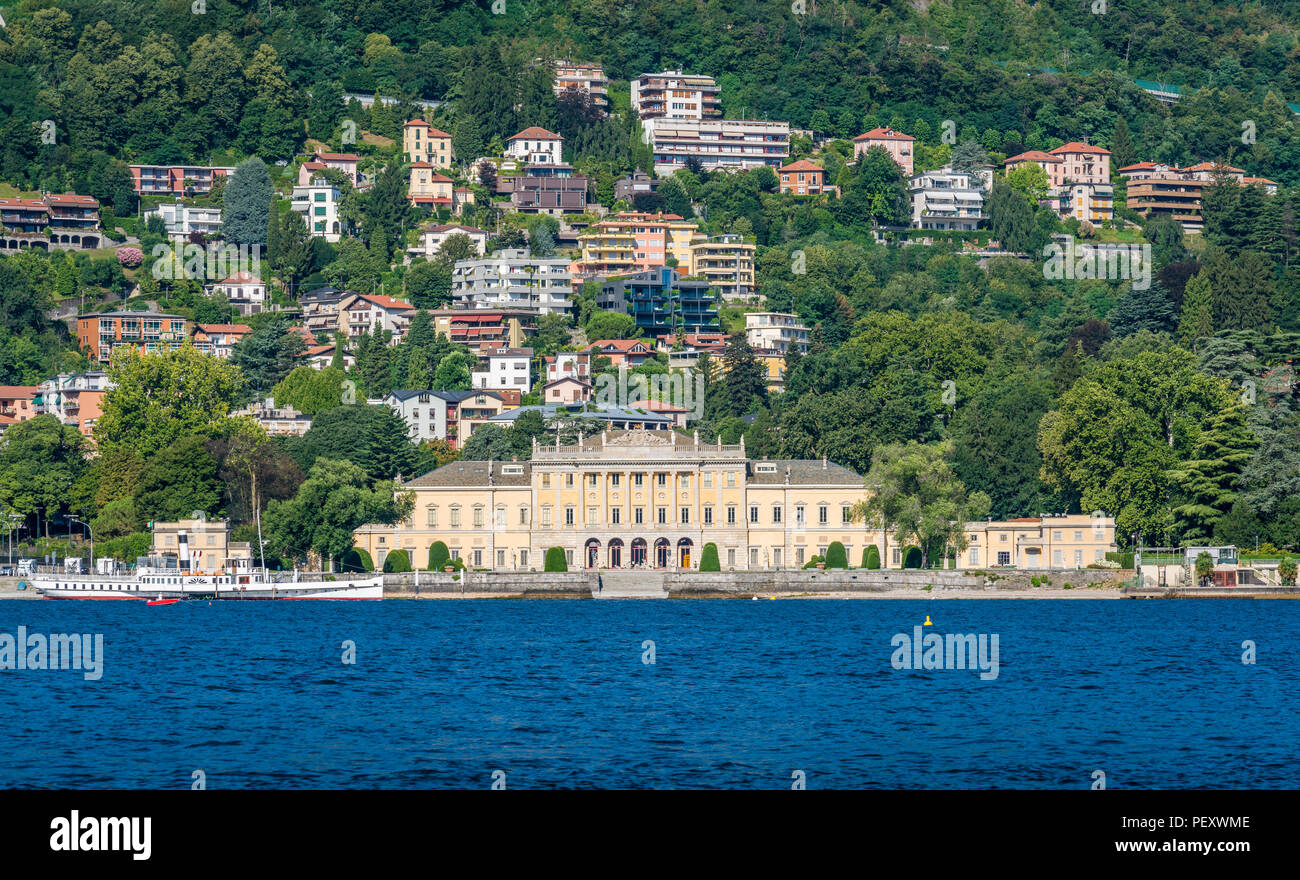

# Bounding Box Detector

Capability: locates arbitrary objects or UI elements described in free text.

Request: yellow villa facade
[353,430,1117,571]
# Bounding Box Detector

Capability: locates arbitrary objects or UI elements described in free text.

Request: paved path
[594,570,667,599]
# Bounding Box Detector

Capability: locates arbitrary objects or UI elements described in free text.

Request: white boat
[34,563,384,601]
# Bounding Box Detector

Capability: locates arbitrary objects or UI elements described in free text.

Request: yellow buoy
[923,615,933,626]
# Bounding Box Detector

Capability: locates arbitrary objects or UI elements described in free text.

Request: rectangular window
[727,506,737,525]
[726,471,736,487]
[611,474,620,487]
[727,549,736,566]
[657,473,667,487]
[587,506,598,525]
[1074,550,1083,566]
[750,548,759,567]
[749,505,759,523]
[565,507,575,526]
[541,507,552,527]
[450,508,461,528]
[496,550,505,568]
[542,474,551,488]
[565,549,573,567]
[703,506,713,525]
[426,507,437,528]
[473,508,484,528]
[703,473,713,488]
[773,548,783,567]
[519,507,528,525]
[566,474,574,487]
[970,547,979,565]
[1074,531,1083,541]
[611,508,621,525]
[842,506,852,524]
[473,550,482,567]
[795,506,805,526]
[680,508,690,525]
[634,507,644,525]
[494,508,505,528]
[634,473,644,487]
[657,507,667,525]
[818,505,828,525]
[997,551,1010,565]
[1052,530,1062,541]
[772,506,782,524]
[681,474,691,489]
[1053,550,1063,566]
[892,547,901,565]
[519,549,529,567]
[589,473,599,486]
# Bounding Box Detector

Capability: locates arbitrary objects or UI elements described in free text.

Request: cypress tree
[1178,274,1214,349]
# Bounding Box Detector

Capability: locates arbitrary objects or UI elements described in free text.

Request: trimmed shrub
[864,545,881,569]
[825,541,848,569]
[428,541,450,570]
[544,546,568,572]
[382,549,411,573]
[340,548,374,572]
[699,542,721,571]
[902,546,922,569]
[1278,557,1296,586]
[802,554,824,570]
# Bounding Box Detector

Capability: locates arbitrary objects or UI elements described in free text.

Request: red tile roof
[353,294,414,311]
[509,126,564,141]
[219,271,263,284]
[405,120,452,137]
[315,152,360,162]
[1049,142,1110,156]
[195,323,253,334]
[779,159,825,173]
[853,127,914,142]
[1005,150,1062,165]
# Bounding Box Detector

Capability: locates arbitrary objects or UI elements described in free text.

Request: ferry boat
[34,562,383,601]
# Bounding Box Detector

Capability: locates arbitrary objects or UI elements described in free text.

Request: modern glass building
[598,268,720,336]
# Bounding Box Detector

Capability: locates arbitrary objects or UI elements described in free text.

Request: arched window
[608,539,624,568]
[630,538,647,567]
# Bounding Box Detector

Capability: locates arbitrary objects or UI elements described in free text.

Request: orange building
[778,160,838,196]
[853,127,915,175]
[77,310,189,364]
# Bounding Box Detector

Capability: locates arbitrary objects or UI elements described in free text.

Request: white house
[291,177,342,242]
[142,202,222,239]
[909,166,990,231]
[409,223,489,261]
[472,347,532,391]
[505,127,564,165]
[211,272,266,316]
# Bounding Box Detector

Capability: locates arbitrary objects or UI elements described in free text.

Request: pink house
[1005,143,1110,188]
[853,127,915,175]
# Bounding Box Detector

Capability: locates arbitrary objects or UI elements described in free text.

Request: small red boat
[146,597,179,606]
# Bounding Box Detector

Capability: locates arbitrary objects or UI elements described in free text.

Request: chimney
[822,455,827,469]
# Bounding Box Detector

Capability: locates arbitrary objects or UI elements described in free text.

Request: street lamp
[68,514,93,574]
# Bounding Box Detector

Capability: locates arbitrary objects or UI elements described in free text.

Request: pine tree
[1167,404,1256,544]
[1109,116,1135,170]
[720,332,768,417]
[1178,274,1214,349]
[265,201,282,269]
[223,157,273,246]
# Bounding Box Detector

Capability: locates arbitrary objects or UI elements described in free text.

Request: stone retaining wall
[383,571,594,596]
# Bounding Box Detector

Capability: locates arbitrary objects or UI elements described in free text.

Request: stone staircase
[593,570,667,599]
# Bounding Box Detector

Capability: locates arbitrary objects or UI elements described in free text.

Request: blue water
[0,599,1296,789]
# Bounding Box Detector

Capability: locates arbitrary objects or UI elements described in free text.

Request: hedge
[699,542,721,571]
[428,541,450,571]
[382,549,411,573]
[864,545,881,570]
[902,546,922,569]
[825,541,848,569]
[544,546,568,572]
[340,548,374,572]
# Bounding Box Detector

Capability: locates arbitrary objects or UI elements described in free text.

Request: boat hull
[34,577,384,601]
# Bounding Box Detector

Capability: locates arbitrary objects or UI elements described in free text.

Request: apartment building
[545,376,593,405]
[573,212,700,278]
[425,309,535,354]
[77,310,189,364]
[745,312,809,355]
[554,61,610,113]
[586,339,656,368]
[299,287,349,339]
[909,166,986,231]
[643,117,791,175]
[142,202,222,239]
[614,171,659,202]
[853,128,915,175]
[1117,162,1252,233]
[631,71,722,120]
[402,120,454,168]
[0,386,38,424]
[598,268,720,336]
[471,347,533,392]
[687,234,756,300]
[505,127,565,165]
[307,152,361,186]
[778,160,839,196]
[0,193,101,245]
[129,164,234,196]
[451,249,574,317]
[544,351,592,384]
[291,177,343,241]
[1057,181,1114,225]
[34,371,111,437]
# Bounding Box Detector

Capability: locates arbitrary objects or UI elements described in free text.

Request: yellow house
[403,120,453,168]
[409,164,454,208]
[686,234,756,300]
